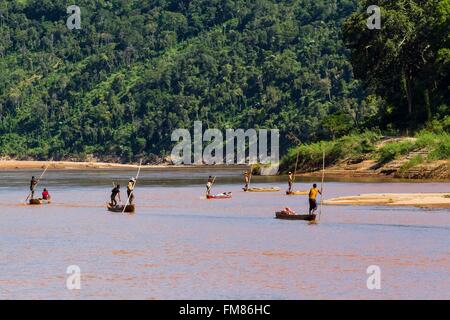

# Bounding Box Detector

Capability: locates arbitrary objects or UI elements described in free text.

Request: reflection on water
[0,168,449,299]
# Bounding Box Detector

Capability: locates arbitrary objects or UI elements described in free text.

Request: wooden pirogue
[29,198,51,205]
[286,190,308,195]
[243,187,280,192]
[107,203,135,213]
[207,192,232,199]
[275,211,316,221]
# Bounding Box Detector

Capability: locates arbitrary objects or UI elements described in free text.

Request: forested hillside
[0,0,368,160]
[0,0,447,162]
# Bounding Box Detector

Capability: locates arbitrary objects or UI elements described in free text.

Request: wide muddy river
[0,168,449,299]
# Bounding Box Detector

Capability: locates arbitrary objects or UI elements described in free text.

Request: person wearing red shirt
[42,188,51,200]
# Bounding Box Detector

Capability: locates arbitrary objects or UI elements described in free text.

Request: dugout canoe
[243,187,280,192]
[275,211,316,221]
[29,198,51,205]
[107,203,135,213]
[286,190,308,195]
[206,193,232,199]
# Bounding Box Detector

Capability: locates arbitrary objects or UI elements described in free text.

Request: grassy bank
[281,121,450,177]
[378,131,450,164]
[281,131,381,172]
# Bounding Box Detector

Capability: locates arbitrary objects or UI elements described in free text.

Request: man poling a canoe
[127,178,136,205]
[110,184,121,207]
[308,183,322,215]
[30,176,38,199]
[206,176,215,196]
[243,171,251,191]
[287,172,294,194]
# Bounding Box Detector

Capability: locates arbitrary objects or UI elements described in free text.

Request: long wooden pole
[318,150,325,220]
[248,164,254,189]
[122,160,142,214]
[292,150,300,190]
[25,159,53,202]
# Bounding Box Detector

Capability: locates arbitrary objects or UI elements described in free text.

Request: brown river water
[0,168,449,299]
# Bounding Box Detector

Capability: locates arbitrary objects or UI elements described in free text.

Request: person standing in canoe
[243,171,251,191]
[42,188,51,201]
[308,183,322,215]
[127,178,136,205]
[287,172,294,194]
[110,184,121,207]
[206,176,215,196]
[30,176,38,199]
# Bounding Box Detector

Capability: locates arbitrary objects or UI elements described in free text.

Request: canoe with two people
[110,178,136,206]
[276,183,322,220]
[206,176,232,199]
[28,176,51,205]
[108,177,137,213]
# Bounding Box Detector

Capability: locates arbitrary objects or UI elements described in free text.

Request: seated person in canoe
[42,188,51,201]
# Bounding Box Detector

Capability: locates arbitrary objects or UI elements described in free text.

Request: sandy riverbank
[324,193,450,209]
[0,160,250,170]
[0,160,148,170]
[295,160,449,180]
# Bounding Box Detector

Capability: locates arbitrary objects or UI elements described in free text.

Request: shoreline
[0,160,251,170]
[295,170,449,182]
[0,160,448,182]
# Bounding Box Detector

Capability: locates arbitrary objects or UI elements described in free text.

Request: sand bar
[324,193,450,209]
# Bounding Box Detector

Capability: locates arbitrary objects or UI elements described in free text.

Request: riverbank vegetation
[281,0,449,177]
[281,131,380,172]
[281,118,450,178]
[378,130,450,164]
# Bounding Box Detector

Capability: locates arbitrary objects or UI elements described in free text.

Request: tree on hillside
[343,0,449,129]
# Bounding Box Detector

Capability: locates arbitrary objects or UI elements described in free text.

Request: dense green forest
[0,0,448,161]
[343,0,449,129]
